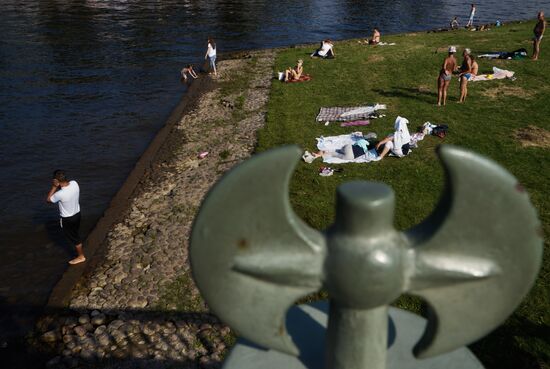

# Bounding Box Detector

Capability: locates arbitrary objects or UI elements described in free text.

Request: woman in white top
[311,39,335,59]
[205,37,217,76]
[375,116,412,160]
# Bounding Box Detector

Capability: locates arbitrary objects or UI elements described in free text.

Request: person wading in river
[46,170,86,265]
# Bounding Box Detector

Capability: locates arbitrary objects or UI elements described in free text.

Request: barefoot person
[459,54,478,103]
[437,46,457,106]
[450,16,460,30]
[533,11,546,60]
[311,39,335,58]
[205,37,217,76]
[284,59,304,82]
[46,170,85,265]
[466,4,476,28]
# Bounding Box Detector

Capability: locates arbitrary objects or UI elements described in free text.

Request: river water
[0,0,546,334]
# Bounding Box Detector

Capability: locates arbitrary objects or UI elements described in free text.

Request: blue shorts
[208,55,216,69]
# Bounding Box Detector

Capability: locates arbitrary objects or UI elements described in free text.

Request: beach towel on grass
[286,74,312,83]
[472,67,515,82]
[316,104,386,122]
[340,120,370,127]
[316,134,378,164]
[478,48,528,60]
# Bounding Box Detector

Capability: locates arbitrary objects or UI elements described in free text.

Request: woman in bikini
[284,59,304,82]
[459,54,478,103]
[437,46,457,106]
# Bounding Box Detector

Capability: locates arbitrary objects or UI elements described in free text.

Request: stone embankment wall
[37,49,275,369]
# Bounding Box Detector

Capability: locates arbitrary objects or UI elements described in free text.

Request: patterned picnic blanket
[316,104,386,122]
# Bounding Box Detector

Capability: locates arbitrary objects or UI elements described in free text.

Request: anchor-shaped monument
[190,145,542,369]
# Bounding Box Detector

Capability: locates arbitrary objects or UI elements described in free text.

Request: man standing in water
[437,46,457,106]
[466,4,476,28]
[46,170,86,265]
[533,11,546,60]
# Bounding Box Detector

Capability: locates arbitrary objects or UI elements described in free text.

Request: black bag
[432,124,449,139]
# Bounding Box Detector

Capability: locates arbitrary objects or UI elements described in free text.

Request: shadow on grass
[373,87,435,104]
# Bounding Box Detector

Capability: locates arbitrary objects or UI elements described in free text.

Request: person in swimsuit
[369,28,381,45]
[459,54,478,103]
[437,46,457,106]
[310,136,372,161]
[533,11,546,60]
[284,59,304,82]
[180,64,198,82]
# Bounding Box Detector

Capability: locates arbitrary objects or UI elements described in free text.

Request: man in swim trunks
[437,46,457,106]
[459,54,478,103]
[533,11,546,60]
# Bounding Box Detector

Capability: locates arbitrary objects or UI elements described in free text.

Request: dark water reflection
[0,0,547,328]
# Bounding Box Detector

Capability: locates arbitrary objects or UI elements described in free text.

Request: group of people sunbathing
[437,46,479,105]
[305,117,413,163]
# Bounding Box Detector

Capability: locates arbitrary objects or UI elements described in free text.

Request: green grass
[256,21,549,369]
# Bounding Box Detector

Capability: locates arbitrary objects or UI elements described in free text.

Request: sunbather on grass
[311,40,335,59]
[284,59,304,82]
[375,116,411,160]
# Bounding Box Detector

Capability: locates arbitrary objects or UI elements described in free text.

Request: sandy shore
[35,48,276,369]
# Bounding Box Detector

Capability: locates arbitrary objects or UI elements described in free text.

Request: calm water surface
[0,0,547,329]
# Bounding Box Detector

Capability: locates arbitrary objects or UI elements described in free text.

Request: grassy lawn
[256,21,549,369]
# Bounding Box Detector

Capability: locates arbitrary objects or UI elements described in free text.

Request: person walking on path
[466,4,476,28]
[533,11,546,60]
[205,37,217,76]
[437,46,457,106]
[46,170,86,265]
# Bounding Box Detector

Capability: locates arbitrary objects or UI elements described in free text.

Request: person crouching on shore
[181,64,198,82]
[46,170,86,265]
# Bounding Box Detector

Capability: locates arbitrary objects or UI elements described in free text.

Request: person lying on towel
[375,116,412,160]
[284,59,304,82]
[310,135,373,161]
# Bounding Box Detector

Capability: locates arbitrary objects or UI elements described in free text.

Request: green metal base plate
[222,303,485,369]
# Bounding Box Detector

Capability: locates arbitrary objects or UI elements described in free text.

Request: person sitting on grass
[369,28,381,44]
[181,64,198,82]
[437,46,458,106]
[459,54,478,103]
[450,17,460,30]
[311,39,335,59]
[375,116,411,160]
[284,59,304,82]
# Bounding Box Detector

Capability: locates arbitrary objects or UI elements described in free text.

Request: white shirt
[207,43,216,57]
[318,42,333,57]
[50,180,80,218]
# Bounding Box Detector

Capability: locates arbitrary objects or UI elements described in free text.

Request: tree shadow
[373,87,435,104]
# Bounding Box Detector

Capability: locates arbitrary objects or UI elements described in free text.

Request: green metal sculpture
[190,145,542,369]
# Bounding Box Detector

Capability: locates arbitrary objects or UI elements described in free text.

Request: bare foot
[69,256,86,265]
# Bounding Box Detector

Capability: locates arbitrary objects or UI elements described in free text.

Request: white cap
[464,48,471,54]
[449,46,457,53]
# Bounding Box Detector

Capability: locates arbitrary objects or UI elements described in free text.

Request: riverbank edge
[46,75,216,310]
[45,16,532,310]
